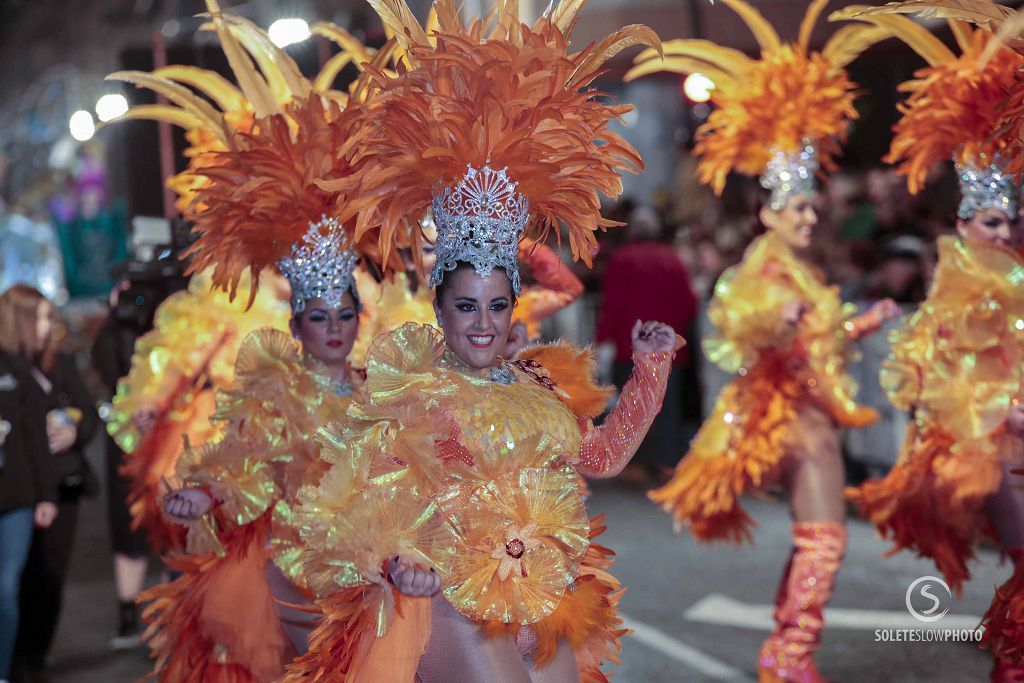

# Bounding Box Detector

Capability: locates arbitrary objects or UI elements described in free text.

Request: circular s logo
[906,576,951,622]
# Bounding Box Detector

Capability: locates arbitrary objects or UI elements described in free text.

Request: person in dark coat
[1,285,100,680]
[0,291,56,683]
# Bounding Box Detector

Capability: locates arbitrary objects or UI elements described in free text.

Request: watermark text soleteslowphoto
[873,576,982,643]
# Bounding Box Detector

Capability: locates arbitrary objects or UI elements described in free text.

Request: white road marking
[621,613,756,682]
[685,593,983,632]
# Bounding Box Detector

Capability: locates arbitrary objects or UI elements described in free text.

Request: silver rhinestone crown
[956,156,1019,221]
[760,142,819,211]
[430,164,530,295]
[276,216,359,313]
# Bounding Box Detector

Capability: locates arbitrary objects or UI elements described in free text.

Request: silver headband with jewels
[956,157,1019,221]
[430,164,530,295]
[276,216,360,314]
[760,143,819,211]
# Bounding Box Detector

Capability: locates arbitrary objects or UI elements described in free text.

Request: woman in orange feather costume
[108,4,403,680]
[834,4,1024,679]
[104,0,394,558]
[627,2,909,680]
[283,2,681,680]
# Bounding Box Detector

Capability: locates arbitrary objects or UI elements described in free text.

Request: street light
[268,18,310,48]
[69,110,96,142]
[683,73,714,104]
[96,93,129,122]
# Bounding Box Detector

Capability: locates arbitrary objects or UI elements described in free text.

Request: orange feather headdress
[627,0,901,208]
[834,5,1023,189]
[108,0,402,308]
[833,2,1023,219]
[319,0,661,291]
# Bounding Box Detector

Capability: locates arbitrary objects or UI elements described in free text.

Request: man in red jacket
[596,206,697,479]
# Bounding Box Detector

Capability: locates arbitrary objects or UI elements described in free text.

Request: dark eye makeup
[306,308,356,323]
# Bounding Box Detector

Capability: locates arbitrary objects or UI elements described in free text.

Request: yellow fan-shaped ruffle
[440,466,590,625]
[362,323,455,407]
[303,484,453,599]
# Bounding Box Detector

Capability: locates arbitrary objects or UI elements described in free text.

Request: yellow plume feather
[833,0,1015,37]
[798,0,831,50]
[719,0,782,51]
[829,7,957,65]
[821,24,899,68]
[948,18,975,51]
[98,104,204,131]
[201,0,277,118]
[152,66,245,113]
[107,71,228,144]
[366,0,429,51]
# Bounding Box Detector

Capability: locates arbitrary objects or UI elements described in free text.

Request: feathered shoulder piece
[627,0,905,197]
[108,0,402,306]
[516,342,613,419]
[833,5,1024,191]
[321,0,661,275]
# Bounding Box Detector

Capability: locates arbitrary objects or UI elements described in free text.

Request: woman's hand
[34,501,58,528]
[504,321,529,358]
[163,488,213,522]
[847,298,902,340]
[388,557,442,597]
[868,298,901,323]
[47,423,77,454]
[134,409,158,435]
[1008,402,1024,438]
[781,300,807,326]
[631,320,678,354]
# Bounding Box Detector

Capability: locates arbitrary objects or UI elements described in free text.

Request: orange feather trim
[847,424,1002,595]
[650,361,801,544]
[982,549,1024,667]
[139,515,291,683]
[326,12,657,269]
[887,30,1024,191]
[517,342,613,420]
[281,586,425,683]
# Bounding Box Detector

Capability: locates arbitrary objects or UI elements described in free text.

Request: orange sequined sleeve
[577,349,675,478]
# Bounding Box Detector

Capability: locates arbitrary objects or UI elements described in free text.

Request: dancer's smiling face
[291,292,359,367]
[434,264,514,370]
[957,208,1015,249]
[760,194,817,251]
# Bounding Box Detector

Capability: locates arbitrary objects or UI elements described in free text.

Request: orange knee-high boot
[759,522,846,683]
[986,547,1024,683]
